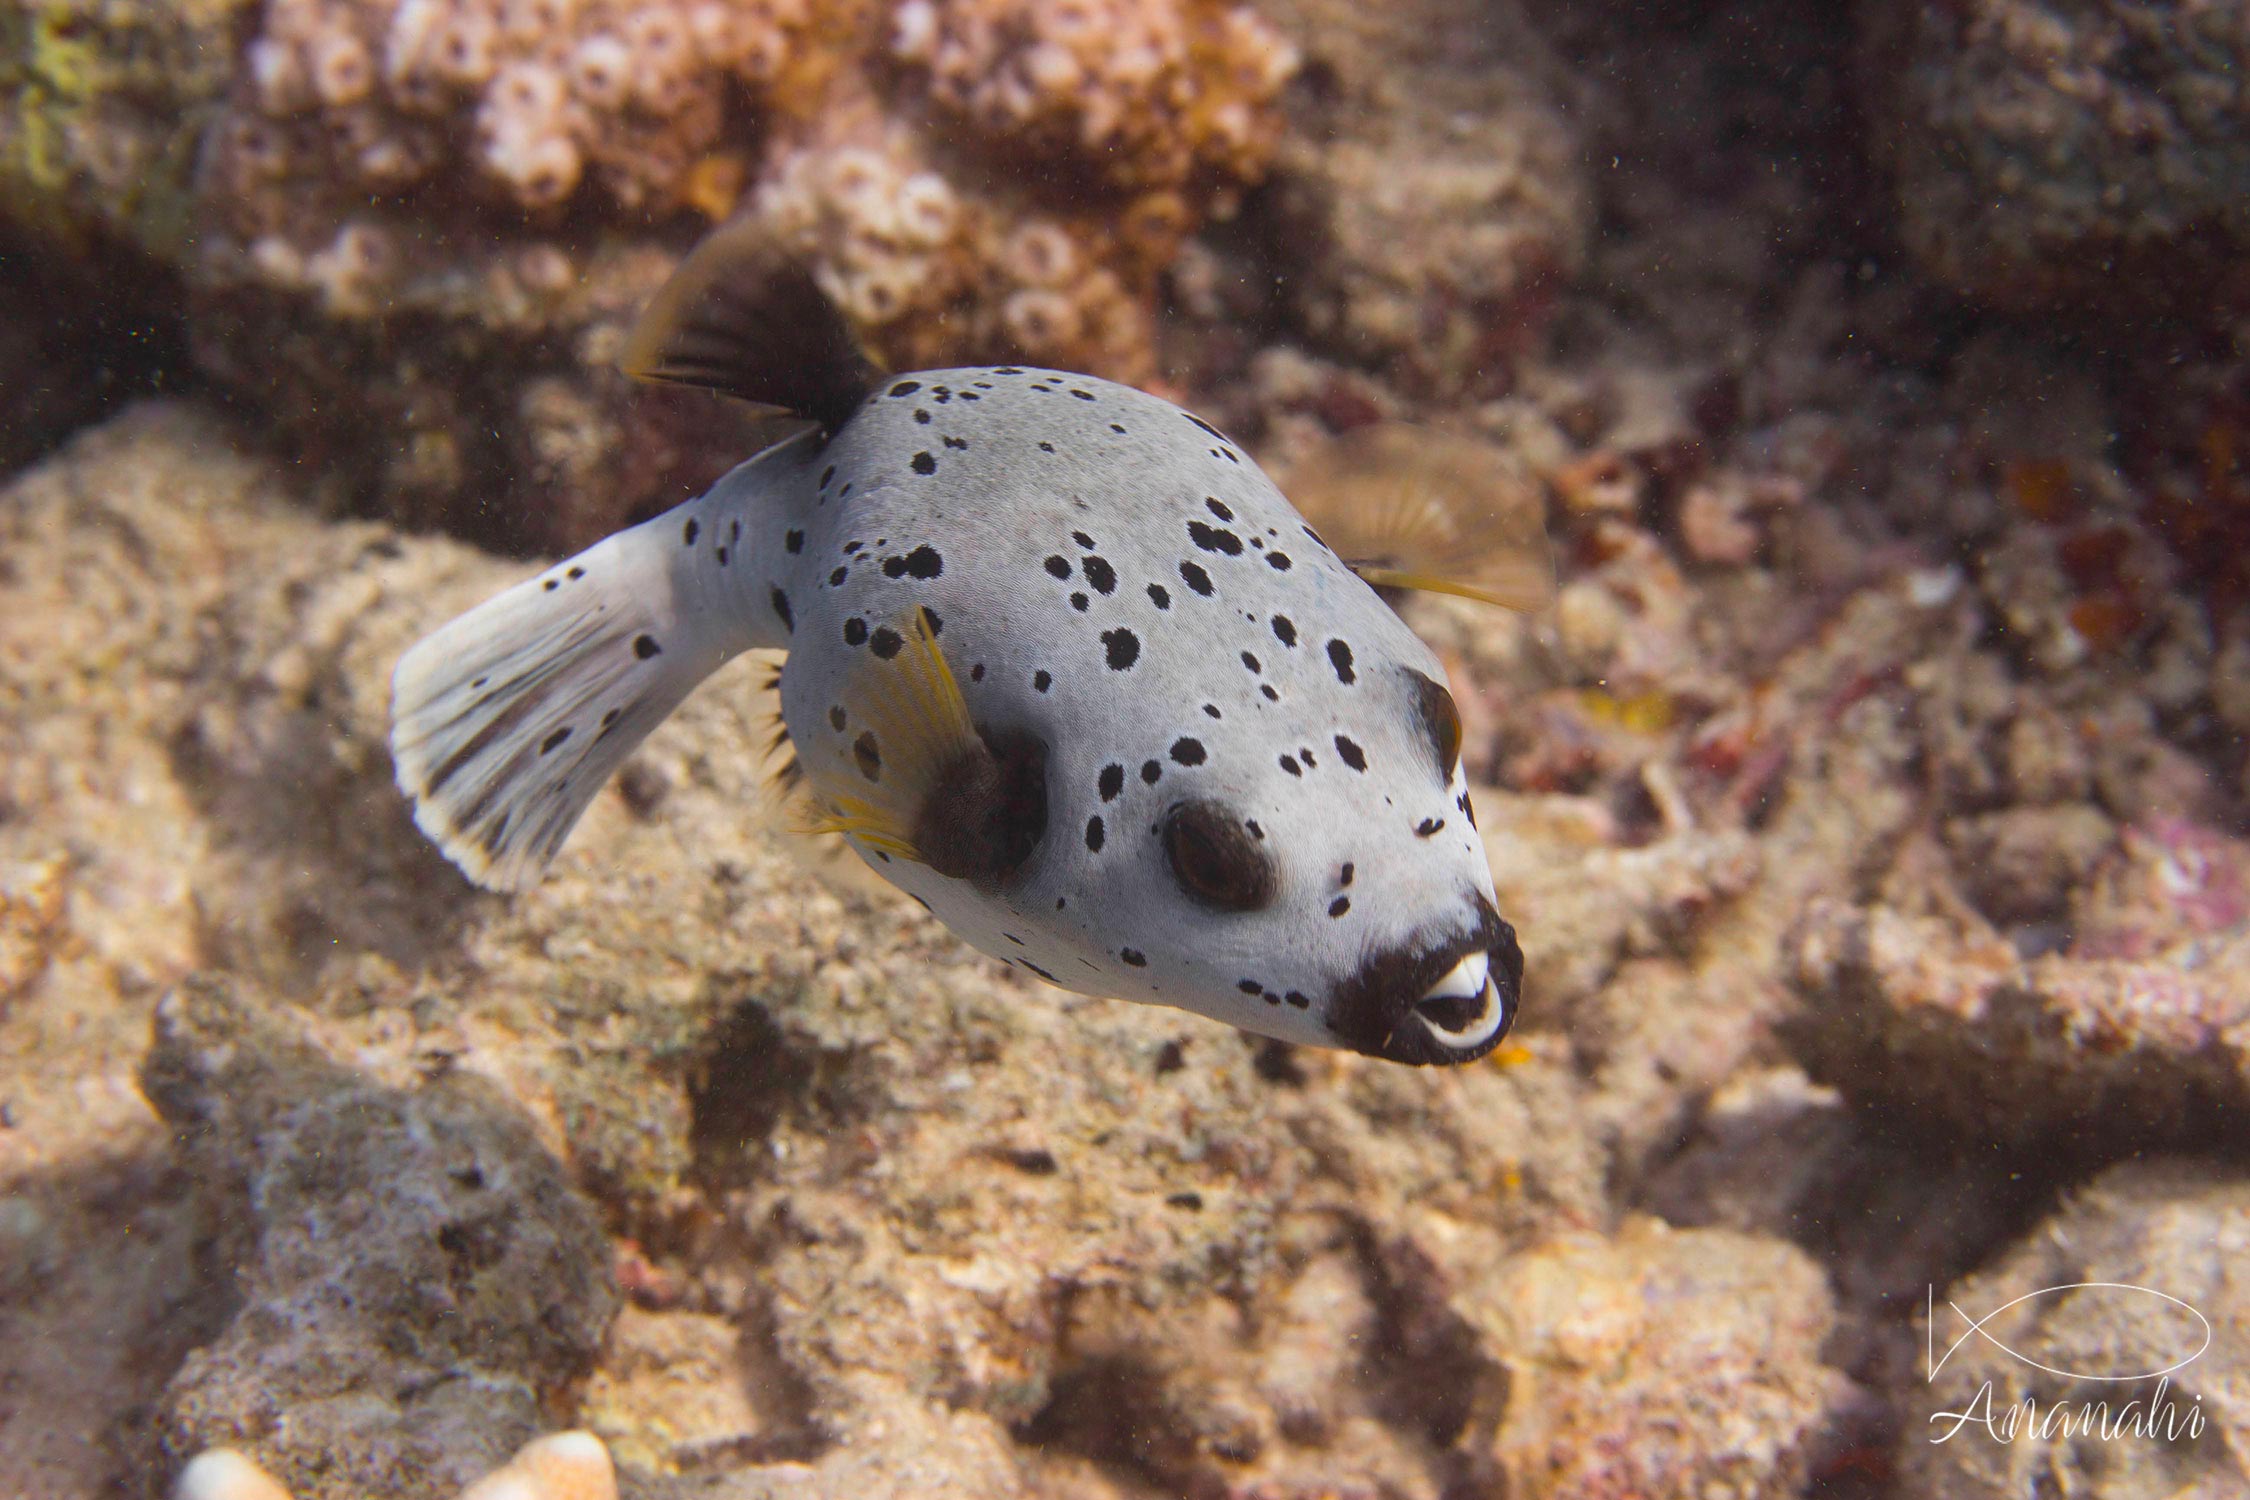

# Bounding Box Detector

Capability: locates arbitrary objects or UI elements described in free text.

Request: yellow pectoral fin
[799,607,984,866]
[1290,423,1557,613]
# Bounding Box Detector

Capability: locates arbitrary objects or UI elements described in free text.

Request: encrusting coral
[176,1432,617,1500]
[7,0,1293,553]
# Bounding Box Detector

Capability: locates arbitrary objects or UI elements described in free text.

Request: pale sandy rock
[1898,1159,2250,1500]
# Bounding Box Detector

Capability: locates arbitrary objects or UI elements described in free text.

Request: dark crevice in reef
[684,995,822,1193]
[0,224,193,478]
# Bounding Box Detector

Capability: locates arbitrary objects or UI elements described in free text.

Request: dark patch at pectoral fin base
[1290,423,1558,613]
[620,218,882,433]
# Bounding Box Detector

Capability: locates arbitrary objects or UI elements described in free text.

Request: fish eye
[1162,800,1275,913]
[1407,669,1463,780]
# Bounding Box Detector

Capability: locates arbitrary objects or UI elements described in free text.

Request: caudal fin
[390,518,739,891]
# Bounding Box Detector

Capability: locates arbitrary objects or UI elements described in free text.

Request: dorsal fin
[1285,423,1557,612]
[620,219,882,432]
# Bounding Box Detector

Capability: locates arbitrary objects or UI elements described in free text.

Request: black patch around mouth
[1323,896,1523,1066]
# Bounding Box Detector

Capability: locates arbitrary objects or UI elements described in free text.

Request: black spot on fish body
[829,705,847,732]
[716,545,730,565]
[1170,737,1207,766]
[770,587,794,632]
[1071,388,1095,400]
[1039,441,1055,453]
[1237,979,1263,996]
[943,435,967,450]
[1334,735,1367,771]
[1121,948,1147,967]
[1098,764,1124,801]
[1102,628,1141,670]
[1241,651,1261,674]
[1260,685,1279,702]
[1340,862,1354,886]
[854,732,882,780]
[1458,790,1478,828]
[1271,615,1297,647]
[829,566,848,586]
[820,464,836,488]
[1202,704,1221,719]
[844,617,868,646]
[870,626,904,659]
[1085,816,1105,852]
[1186,412,1226,440]
[911,452,936,475]
[569,564,585,579]
[1329,896,1350,917]
[683,518,699,545]
[1284,991,1311,1010]
[1141,760,1162,784]
[1045,555,1072,579]
[1205,497,1233,521]
[1327,639,1356,684]
[1279,754,1301,776]
[543,579,558,592]
[785,528,804,553]
[540,727,572,754]
[1187,521,1243,555]
[902,545,943,578]
[1034,670,1052,692]
[1071,592,1089,612]
[1082,556,1117,594]
[914,409,932,424]
[1266,552,1292,571]
[634,635,662,659]
[889,380,921,396]
[1148,583,1171,609]
[1416,817,1445,837]
[1022,961,1057,982]
[1179,561,1214,595]
[1073,530,1095,549]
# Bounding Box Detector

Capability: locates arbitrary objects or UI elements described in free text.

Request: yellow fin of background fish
[800,606,981,863]
[620,218,883,432]
[1285,423,1557,613]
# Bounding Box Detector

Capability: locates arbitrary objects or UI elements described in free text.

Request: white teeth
[1416,951,1507,1050]
[1423,951,1489,1005]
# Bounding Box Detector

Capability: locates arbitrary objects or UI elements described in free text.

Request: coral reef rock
[1898,1158,2250,1500]
[9,0,1298,553]
[1467,1218,1852,1499]
[144,976,619,1499]
[1788,897,2250,1156]
[1862,0,2250,314]
[1258,0,1591,395]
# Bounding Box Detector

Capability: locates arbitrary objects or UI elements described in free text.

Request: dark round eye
[1162,800,1275,912]
[1408,669,1463,779]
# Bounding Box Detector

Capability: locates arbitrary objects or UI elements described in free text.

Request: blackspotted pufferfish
[390,227,1554,1065]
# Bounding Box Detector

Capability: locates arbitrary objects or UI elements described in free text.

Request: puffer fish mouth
[1325,897,1523,1066]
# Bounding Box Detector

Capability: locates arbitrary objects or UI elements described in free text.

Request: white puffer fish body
[391,233,1537,1064]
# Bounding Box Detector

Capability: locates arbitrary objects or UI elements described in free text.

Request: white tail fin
[391,498,763,891]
